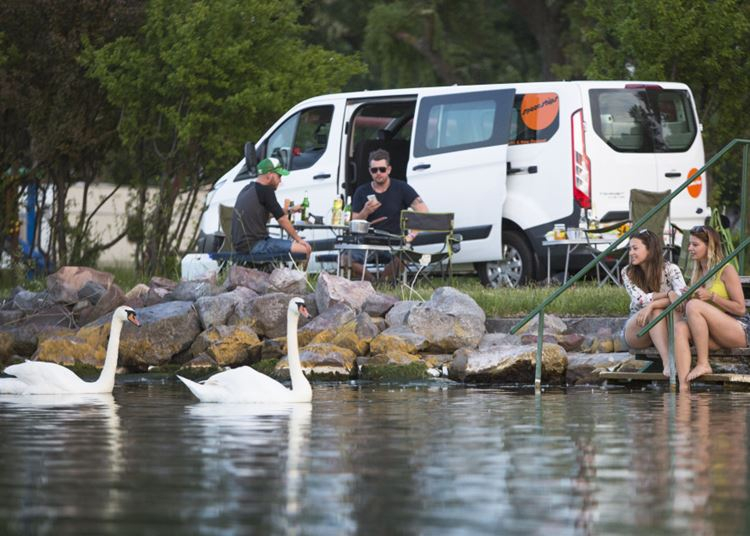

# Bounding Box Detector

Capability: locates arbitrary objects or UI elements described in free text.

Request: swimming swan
[178,297,312,403]
[0,306,140,395]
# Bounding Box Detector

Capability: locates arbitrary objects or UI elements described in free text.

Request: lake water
[0,379,748,535]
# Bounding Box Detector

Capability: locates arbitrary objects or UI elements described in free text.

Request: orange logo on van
[687,168,702,198]
[520,93,559,131]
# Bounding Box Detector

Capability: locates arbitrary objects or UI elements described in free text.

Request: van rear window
[590,88,697,153]
[509,93,560,145]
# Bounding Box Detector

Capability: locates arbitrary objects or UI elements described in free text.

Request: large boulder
[513,313,568,335]
[189,324,262,366]
[124,284,151,309]
[46,266,114,304]
[314,273,376,313]
[32,331,103,367]
[407,287,485,352]
[385,300,419,327]
[77,284,126,325]
[450,343,567,384]
[276,343,356,379]
[370,325,429,355]
[362,293,398,316]
[80,301,201,370]
[195,286,256,329]
[12,290,51,313]
[167,280,219,302]
[329,313,381,356]
[299,302,356,346]
[269,267,308,295]
[224,265,272,294]
[230,292,296,338]
[566,352,632,385]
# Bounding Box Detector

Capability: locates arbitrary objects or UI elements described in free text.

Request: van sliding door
[408,88,515,263]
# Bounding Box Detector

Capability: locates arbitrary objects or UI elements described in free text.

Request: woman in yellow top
[685,225,750,381]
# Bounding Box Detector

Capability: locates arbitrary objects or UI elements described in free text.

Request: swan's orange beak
[297,304,310,319]
[128,313,141,327]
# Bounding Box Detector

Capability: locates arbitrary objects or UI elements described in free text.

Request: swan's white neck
[287,310,311,399]
[93,316,124,391]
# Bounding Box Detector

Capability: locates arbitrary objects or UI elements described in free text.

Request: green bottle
[301,191,310,222]
[342,197,352,225]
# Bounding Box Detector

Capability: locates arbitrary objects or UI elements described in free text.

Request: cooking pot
[349,219,370,234]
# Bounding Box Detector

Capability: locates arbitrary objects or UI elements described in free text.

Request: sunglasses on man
[370,166,388,174]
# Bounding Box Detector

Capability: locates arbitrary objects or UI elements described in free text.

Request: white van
[195,80,706,286]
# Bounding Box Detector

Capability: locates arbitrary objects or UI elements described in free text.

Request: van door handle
[313,173,331,180]
[412,164,431,171]
[665,172,681,178]
[507,163,538,174]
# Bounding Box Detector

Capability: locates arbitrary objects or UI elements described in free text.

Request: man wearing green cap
[231,157,311,260]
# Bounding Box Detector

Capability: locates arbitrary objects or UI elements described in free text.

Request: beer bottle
[342,197,352,225]
[301,191,310,222]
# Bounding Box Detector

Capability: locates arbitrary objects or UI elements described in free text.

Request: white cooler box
[181,253,220,281]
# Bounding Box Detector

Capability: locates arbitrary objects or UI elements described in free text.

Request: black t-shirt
[352,179,419,235]
[231,182,284,252]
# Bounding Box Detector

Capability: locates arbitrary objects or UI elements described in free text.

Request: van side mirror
[244,141,257,177]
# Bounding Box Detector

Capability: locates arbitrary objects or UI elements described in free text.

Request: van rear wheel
[475,230,533,288]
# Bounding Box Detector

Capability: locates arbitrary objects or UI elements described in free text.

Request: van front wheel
[474,230,533,288]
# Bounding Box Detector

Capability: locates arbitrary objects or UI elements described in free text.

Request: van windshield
[589,88,697,153]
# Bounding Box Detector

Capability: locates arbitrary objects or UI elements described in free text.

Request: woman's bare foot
[686,364,713,382]
[662,366,671,378]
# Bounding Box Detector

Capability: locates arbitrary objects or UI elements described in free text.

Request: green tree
[0,0,145,269]
[85,0,365,275]
[580,0,750,207]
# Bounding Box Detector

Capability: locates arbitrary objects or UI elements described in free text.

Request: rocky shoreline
[0,266,638,386]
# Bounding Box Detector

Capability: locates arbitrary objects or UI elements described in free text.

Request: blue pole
[25,182,37,256]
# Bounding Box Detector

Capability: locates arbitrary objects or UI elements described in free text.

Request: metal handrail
[510,137,750,392]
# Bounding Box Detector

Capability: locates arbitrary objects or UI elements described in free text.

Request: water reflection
[185,402,312,535]
[1,385,750,534]
[0,394,122,535]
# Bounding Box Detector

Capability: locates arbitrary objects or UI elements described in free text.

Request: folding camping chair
[398,211,462,293]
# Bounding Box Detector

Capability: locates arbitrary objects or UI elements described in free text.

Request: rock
[81,301,200,370]
[190,324,261,366]
[407,287,485,352]
[145,286,171,306]
[555,333,585,352]
[299,302,356,343]
[12,290,50,313]
[261,338,287,360]
[0,310,24,326]
[230,292,296,338]
[385,300,418,327]
[179,353,219,371]
[77,281,107,305]
[124,284,150,308]
[46,266,114,304]
[370,326,429,355]
[32,331,103,367]
[450,343,567,384]
[329,313,381,356]
[195,287,256,329]
[566,352,632,385]
[167,280,219,302]
[520,333,558,346]
[276,343,356,379]
[357,354,428,381]
[78,284,126,325]
[224,265,271,294]
[269,267,308,295]
[148,276,178,292]
[478,332,522,350]
[513,313,568,335]
[314,272,376,313]
[362,293,398,316]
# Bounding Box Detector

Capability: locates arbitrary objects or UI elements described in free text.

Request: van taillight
[571,108,591,209]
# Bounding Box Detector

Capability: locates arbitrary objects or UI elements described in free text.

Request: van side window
[509,93,560,145]
[590,89,696,153]
[414,90,513,157]
[259,106,334,172]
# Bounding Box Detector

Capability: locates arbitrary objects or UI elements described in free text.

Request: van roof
[295,80,692,106]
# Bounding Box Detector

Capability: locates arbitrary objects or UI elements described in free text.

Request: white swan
[178,297,312,403]
[0,306,140,394]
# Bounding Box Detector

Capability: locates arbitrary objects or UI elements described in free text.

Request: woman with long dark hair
[622,229,692,388]
[685,225,750,380]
